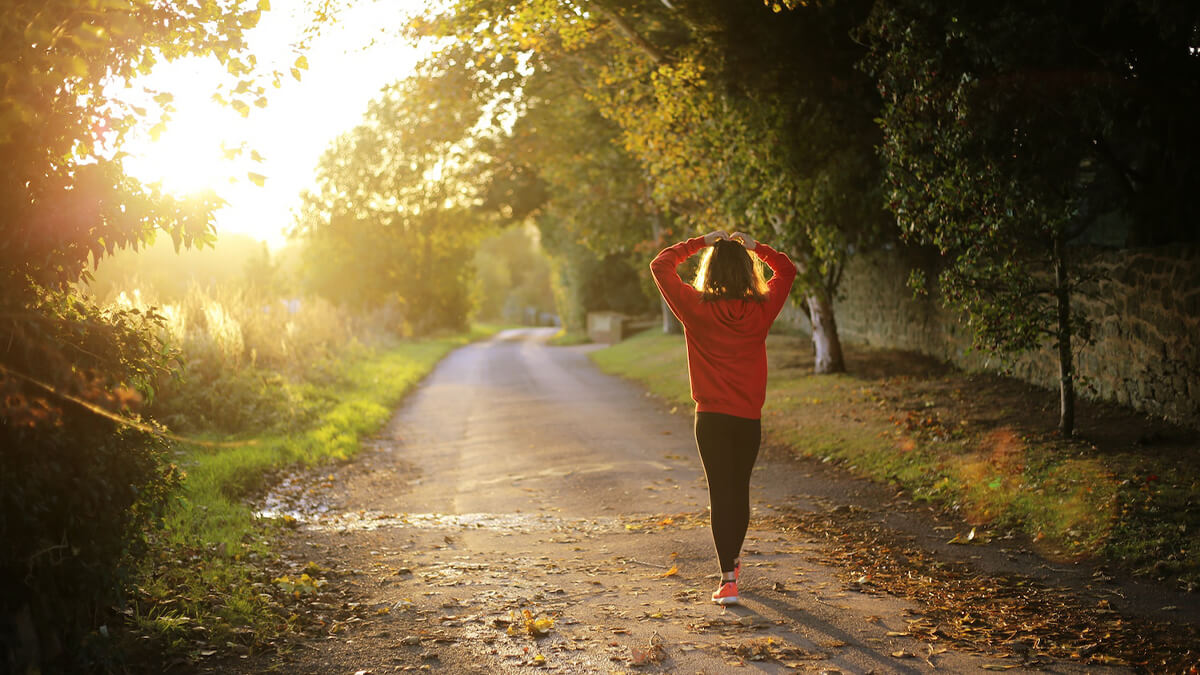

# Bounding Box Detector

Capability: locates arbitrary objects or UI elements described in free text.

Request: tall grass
[110,283,402,434]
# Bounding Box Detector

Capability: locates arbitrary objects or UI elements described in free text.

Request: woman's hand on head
[703,230,730,246]
[730,232,757,250]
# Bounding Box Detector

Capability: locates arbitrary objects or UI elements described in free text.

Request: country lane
[217,328,1126,674]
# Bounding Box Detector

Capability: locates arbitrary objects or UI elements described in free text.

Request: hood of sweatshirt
[705,298,766,337]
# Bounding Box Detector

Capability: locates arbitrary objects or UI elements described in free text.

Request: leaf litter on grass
[762,506,1200,671]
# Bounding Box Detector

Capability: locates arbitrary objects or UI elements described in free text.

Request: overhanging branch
[590,0,667,66]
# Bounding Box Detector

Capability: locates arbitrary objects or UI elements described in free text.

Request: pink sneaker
[711,581,739,605]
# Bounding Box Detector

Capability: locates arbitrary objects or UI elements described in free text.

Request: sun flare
[119,58,259,199]
[125,115,243,197]
[117,0,428,246]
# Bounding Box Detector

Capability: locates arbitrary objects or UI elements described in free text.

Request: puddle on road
[258,507,623,535]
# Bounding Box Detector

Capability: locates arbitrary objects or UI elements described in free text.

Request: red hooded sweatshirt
[650,237,797,420]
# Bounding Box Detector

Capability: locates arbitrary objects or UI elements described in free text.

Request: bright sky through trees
[120,0,427,248]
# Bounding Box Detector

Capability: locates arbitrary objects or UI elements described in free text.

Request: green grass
[588,331,688,400]
[592,330,1200,589]
[128,326,504,657]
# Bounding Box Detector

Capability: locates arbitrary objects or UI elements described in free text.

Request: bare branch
[590,1,668,66]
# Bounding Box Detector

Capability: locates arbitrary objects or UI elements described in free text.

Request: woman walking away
[650,230,796,606]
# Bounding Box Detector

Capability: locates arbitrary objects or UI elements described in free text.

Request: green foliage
[492,58,658,256]
[473,224,557,324]
[0,0,281,666]
[864,1,1073,355]
[0,289,183,670]
[588,0,890,296]
[1,423,182,670]
[415,0,894,367]
[539,215,658,332]
[861,0,1200,431]
[293,45,496,334]
[100,279,395,435]
[465,41,664,330]
[1,0,271,293]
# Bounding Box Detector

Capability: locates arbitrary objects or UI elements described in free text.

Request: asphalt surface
[227,328,1131,674]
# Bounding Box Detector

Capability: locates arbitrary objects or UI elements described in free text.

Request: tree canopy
[405,0,897,367]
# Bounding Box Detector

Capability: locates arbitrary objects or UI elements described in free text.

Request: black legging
[694,411,761,573]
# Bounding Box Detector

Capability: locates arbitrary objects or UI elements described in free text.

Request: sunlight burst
[121,69,255,198]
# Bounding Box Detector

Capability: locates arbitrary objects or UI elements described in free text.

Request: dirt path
[211,329,1187,674]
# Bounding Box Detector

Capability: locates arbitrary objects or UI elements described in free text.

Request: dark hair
[692,239,768,302]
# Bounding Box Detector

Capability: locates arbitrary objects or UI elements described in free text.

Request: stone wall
[784,244,1200,429]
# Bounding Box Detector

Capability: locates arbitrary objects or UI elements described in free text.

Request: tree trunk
[661,298,682,334]
[648,204,682,334]
[806,291,845,374]
[1053,234,1075,436]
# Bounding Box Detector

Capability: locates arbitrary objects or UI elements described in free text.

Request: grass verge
[124,326,504,663]
[590,330,1200,591]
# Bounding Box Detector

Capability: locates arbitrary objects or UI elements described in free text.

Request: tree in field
[0,0,276,666]
[415,0,891,372]
[293,46,493,334]
[863,0,1200,434]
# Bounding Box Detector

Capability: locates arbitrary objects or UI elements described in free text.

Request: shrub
[0,289,181,672]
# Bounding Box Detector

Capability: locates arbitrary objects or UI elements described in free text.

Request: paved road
[234,328,1124,674]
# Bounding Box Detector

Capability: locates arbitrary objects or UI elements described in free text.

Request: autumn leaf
[948,527,978,544]
[511,609,553,637]
[659,565,678,578]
